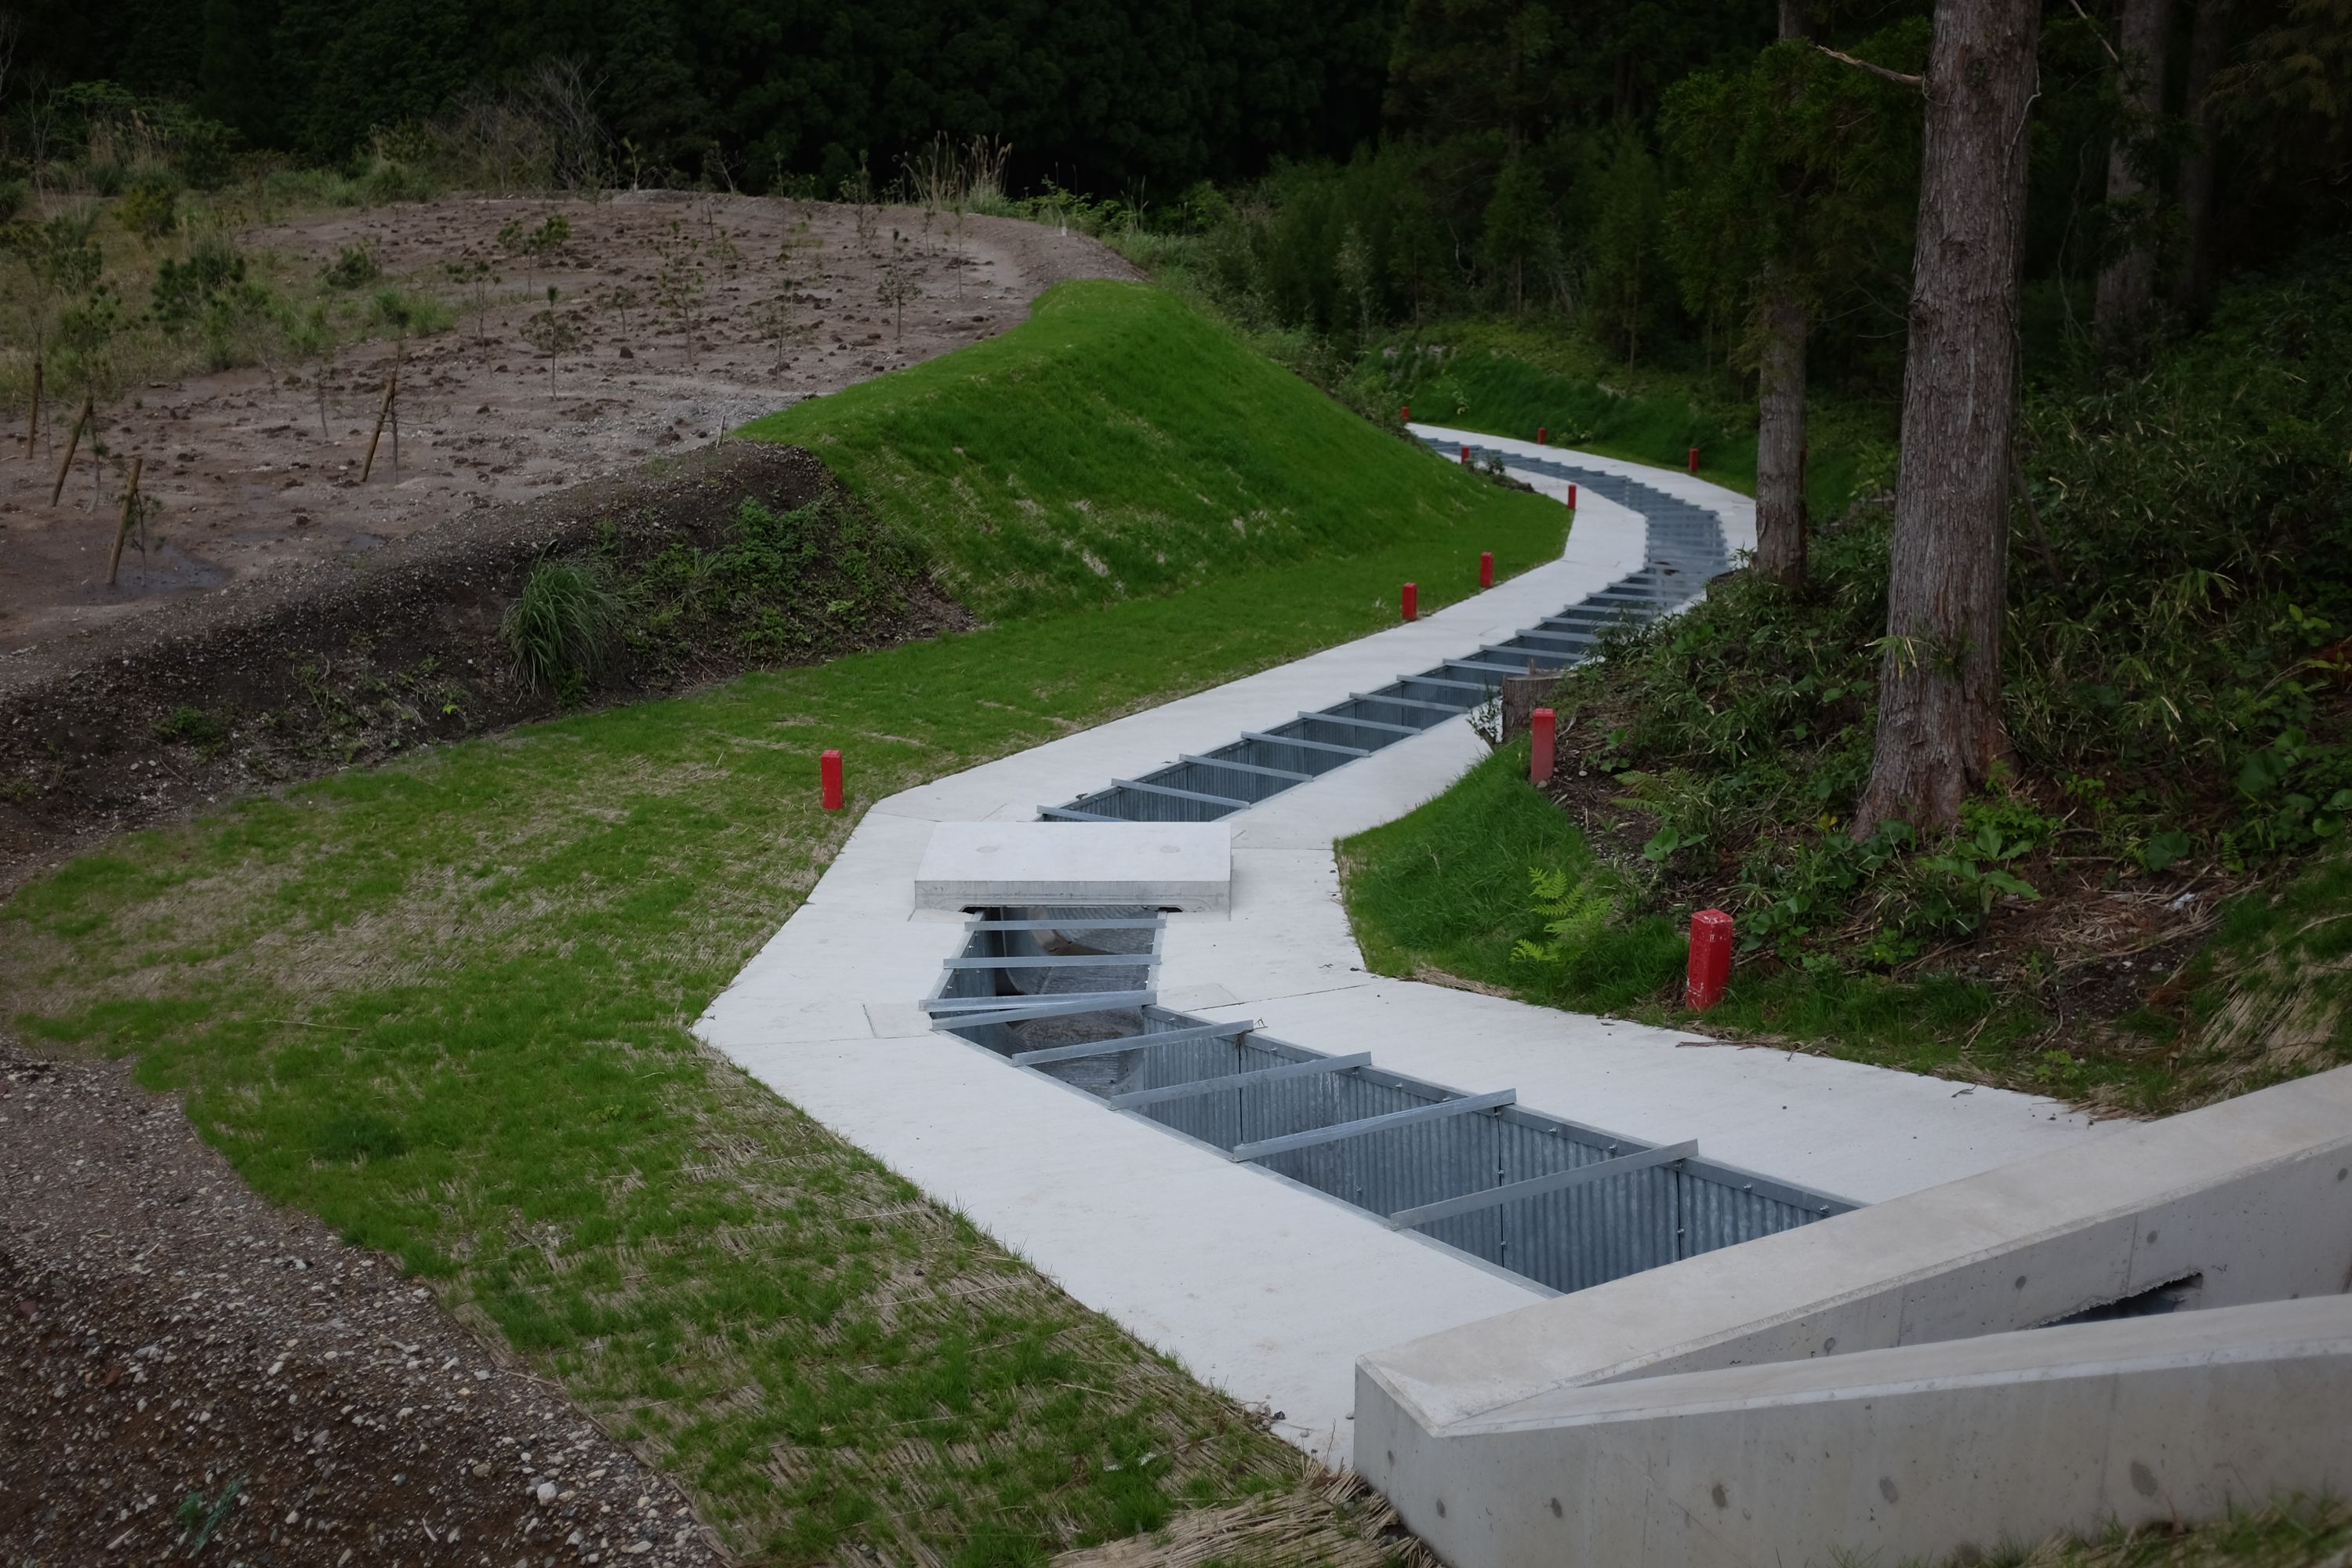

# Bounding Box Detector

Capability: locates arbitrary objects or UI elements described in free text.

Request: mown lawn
[5,492,1564,1564]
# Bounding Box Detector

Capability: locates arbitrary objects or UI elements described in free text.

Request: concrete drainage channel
[1042,448,1731,826]
[926,907,1856,1296]
[913,450,1860,1299]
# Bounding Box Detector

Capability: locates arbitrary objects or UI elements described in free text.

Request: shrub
[501,557,619,696]
[321,244,381,289]
[118,176,180,240]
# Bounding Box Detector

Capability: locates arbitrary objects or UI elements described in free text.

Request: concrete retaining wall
[1357,1065,2352,1566]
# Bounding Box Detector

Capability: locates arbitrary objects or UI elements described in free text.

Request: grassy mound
[739,279,1570,620]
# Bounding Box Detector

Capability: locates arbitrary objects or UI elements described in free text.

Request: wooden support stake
[107,456,143,587]
[360,366,397,483]
[24,359,41,459]
[49,397,92,506]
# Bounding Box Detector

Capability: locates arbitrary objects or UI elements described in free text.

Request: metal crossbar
[1108,1053,1371,1110]
[1387,1140,1698,1230]
[941,953,1157,971]
[1229,1089,1516,1163]
[928,992,1155,1025]
[1301,710,1421,736]
[965,916,1165,932]
[1178,753,1313,782]
[1239,730,1369,757]
[1350,691,1473,714]
[1110,777,1251,810]
[1011,1020,1252,1066]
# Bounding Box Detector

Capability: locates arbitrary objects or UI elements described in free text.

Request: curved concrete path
[695,431,2110,1461]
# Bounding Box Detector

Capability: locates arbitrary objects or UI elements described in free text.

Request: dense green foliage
[1334,249,2352,1109]
[739,280,1569,621]
[20,0,1395,193]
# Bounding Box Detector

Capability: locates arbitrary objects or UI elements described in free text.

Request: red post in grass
[1479,550,1494,589]
[1459,445,1471,466]
[1401,404,1410,423]
[820,749,844,811]
[1686,909,1733,1010]
[1530,707,1555,785]
[1401,582,1417,622]
[1566,482,1577,510]
[1537,426,1547,445]
[1687,446,1700,474]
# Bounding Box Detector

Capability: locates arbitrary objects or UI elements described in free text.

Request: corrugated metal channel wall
[927,908,1856,1298]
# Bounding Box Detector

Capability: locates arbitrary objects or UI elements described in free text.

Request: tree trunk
[1754,278,1809,586]
[2170,0,2232,316]
[1752,0,1817,589]
[2094,0,2173,351]
[1854,0,2042,837]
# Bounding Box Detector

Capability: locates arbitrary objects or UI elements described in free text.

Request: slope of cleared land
[3,286,1561,1565]
[742,279,1566,620]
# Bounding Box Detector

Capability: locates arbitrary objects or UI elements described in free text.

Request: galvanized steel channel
[1041,445,1732,824]
[928,905,1857,1298]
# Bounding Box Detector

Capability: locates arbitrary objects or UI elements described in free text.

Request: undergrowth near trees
[1344,247,2352,1112]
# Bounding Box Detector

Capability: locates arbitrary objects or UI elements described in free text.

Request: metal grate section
[931,907,1857,1298]
[1043,443,1731,824]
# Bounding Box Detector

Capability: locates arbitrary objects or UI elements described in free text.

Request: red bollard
[1537,426,1547,445]
[1401,404,1410,423]
[1459,445,1471,466]
[1401,582,1417,622]
[1530,707,1555,785]
[1566,482,1577,510]
[1687,446,1700,475]
[1686,909,1733,1010]
[820,749,844,811]
[1479,550,1494,589]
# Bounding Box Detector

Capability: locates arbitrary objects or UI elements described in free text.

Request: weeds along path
[1,195,1134,654]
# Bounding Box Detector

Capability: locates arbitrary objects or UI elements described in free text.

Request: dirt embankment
[1,1046,735,1566]
[0,194,1134,654]
[0,441,970,892]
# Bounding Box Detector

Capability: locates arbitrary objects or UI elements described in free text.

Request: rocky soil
[1,1044,734,1568]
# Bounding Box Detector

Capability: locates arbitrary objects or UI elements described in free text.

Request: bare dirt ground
[0,1043,733,1566]
[0,193,1135,655]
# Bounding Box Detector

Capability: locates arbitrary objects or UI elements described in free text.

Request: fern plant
[1512,865,1614,967]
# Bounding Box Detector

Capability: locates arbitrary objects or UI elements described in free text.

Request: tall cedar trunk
[2170,0,2232,315]
[1753,0,1816,588]
[1755,279,1810,585]
[2093,0,2172,350]
[1853,0,2042,836]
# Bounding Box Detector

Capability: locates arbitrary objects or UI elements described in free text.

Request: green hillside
[740,280,1570,620]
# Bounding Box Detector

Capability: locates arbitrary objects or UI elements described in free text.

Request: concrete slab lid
[913,820,1234,912]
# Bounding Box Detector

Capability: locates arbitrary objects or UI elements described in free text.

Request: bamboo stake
[24,358,40,459]
[360,365,397,483]
[49,396,91,506]
[106,456,143,587]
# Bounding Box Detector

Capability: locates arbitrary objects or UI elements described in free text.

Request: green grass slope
[740,279,1570,621]
[5,289,1585,1565]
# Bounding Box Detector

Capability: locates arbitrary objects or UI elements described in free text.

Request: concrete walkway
[695,436,2111,1461]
